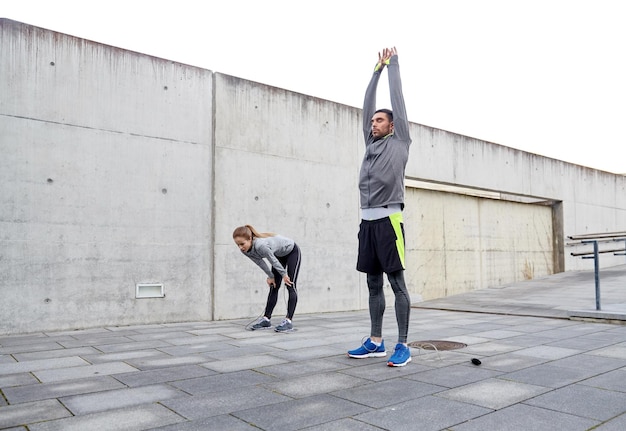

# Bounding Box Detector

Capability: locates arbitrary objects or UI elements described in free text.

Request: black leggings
[264,244,301,320]
[367,270,410,343]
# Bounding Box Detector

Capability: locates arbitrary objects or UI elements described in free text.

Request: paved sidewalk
[1,267,626,430]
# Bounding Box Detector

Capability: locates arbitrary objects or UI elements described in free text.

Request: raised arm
[363,49,390,139]
[363,48,399,140]
[386,48,410,141]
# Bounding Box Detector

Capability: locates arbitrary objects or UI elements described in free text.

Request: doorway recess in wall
[405,178,557,205]
[136,283,165,298]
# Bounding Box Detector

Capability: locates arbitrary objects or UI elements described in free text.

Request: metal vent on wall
[136,283,165,298]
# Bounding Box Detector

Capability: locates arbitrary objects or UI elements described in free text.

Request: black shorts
[356,212,406,274]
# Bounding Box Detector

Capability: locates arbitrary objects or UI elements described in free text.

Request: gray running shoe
[251,317,271,330]
[274,318,293,332]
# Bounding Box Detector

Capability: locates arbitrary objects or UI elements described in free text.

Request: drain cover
[408,340,467,351]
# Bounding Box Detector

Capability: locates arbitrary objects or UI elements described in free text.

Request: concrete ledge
[568,304,626,322]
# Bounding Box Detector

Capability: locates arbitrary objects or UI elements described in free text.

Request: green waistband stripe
[389,212,405,269]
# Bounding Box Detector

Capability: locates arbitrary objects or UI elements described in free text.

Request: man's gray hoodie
[359,55,412,210]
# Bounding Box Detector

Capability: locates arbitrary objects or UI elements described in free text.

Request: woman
[233,225,301,332]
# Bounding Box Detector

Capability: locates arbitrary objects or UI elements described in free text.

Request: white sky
[3,0,625,173]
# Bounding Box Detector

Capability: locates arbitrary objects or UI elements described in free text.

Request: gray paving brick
[127,331,197,342]
[0,342,66,356]
[450,399,599,430]
[160,386,290,420]
[201,353,288,373]
[512,345,581,360]
[3,375,126,404]
[27,403,184,431]
[79,349,165,364]
[148,414,260,430]
[59,383,186,415]
[160,333,231,346]
[408,363,503,388]
[475,353,550,372]
[592,412,626,431]
[590,344,626,360]
[502,363,604,388]
[124,354,211,370]
[551,353,626,372]
[0,334,48,347]
[336,359,431,381]
[93,339,172,353]
[332,378,446,408]
[353,395,491,431]
[0,372,38,388]
[0,399,71,429]
[264,371,368,398]
[197,344,282,361]
[547,335,620,351]
[233,394,371,431]
[169,369,276,395]
[524,384,626,421]
[0,354,15,364]
[58,336,136,348]
[438,378,550,410]
[298,418,383,431]
[256,358,345,378]
[580,368,626,392]
[0,356,89,376]
[33,361,139,383]
[113,364,216,387]
[12,346,100,361]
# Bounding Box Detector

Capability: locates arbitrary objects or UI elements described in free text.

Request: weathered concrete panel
[211,74,365,319]
[404,188,554,301]
[1,20,213,334]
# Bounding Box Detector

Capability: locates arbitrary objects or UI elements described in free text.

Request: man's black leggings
[367,269,410,343]
[265,244,301,320]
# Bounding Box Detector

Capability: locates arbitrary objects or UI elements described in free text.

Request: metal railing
[568,232,626,310]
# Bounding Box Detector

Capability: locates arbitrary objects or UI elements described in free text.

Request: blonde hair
[232,224,276,240]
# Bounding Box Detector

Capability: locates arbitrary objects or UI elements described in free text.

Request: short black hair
[374,108,393,121]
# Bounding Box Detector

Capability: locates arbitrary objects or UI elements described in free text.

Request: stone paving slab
[169,369,276,395]
[27,403,184,431]
[113,364,216,387]
[33,361,139,383]
[0,399,71,429]
[147,413,261,431]
[59,383,186,415]
[232,394,371,431]
[159,386,290,420]
[3,375,126,404]
[449,403,600,431]
[524,384,626,421]
[437,378,550,410]
[0,356,89,376]
[353,395,492,431]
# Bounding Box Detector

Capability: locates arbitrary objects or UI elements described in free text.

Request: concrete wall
[2,19,625,333]
[1,20,214,333]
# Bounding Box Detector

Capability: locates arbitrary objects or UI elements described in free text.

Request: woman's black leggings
[265,244,301,320]
[367,269,410,343]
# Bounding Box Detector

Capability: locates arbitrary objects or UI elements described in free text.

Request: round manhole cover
[408,340,467,351]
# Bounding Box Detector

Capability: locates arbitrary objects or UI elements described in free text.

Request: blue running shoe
[387,343,412,367]
[347,338,386,358]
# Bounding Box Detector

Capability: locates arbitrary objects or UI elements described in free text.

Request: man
[347,47,413,367]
